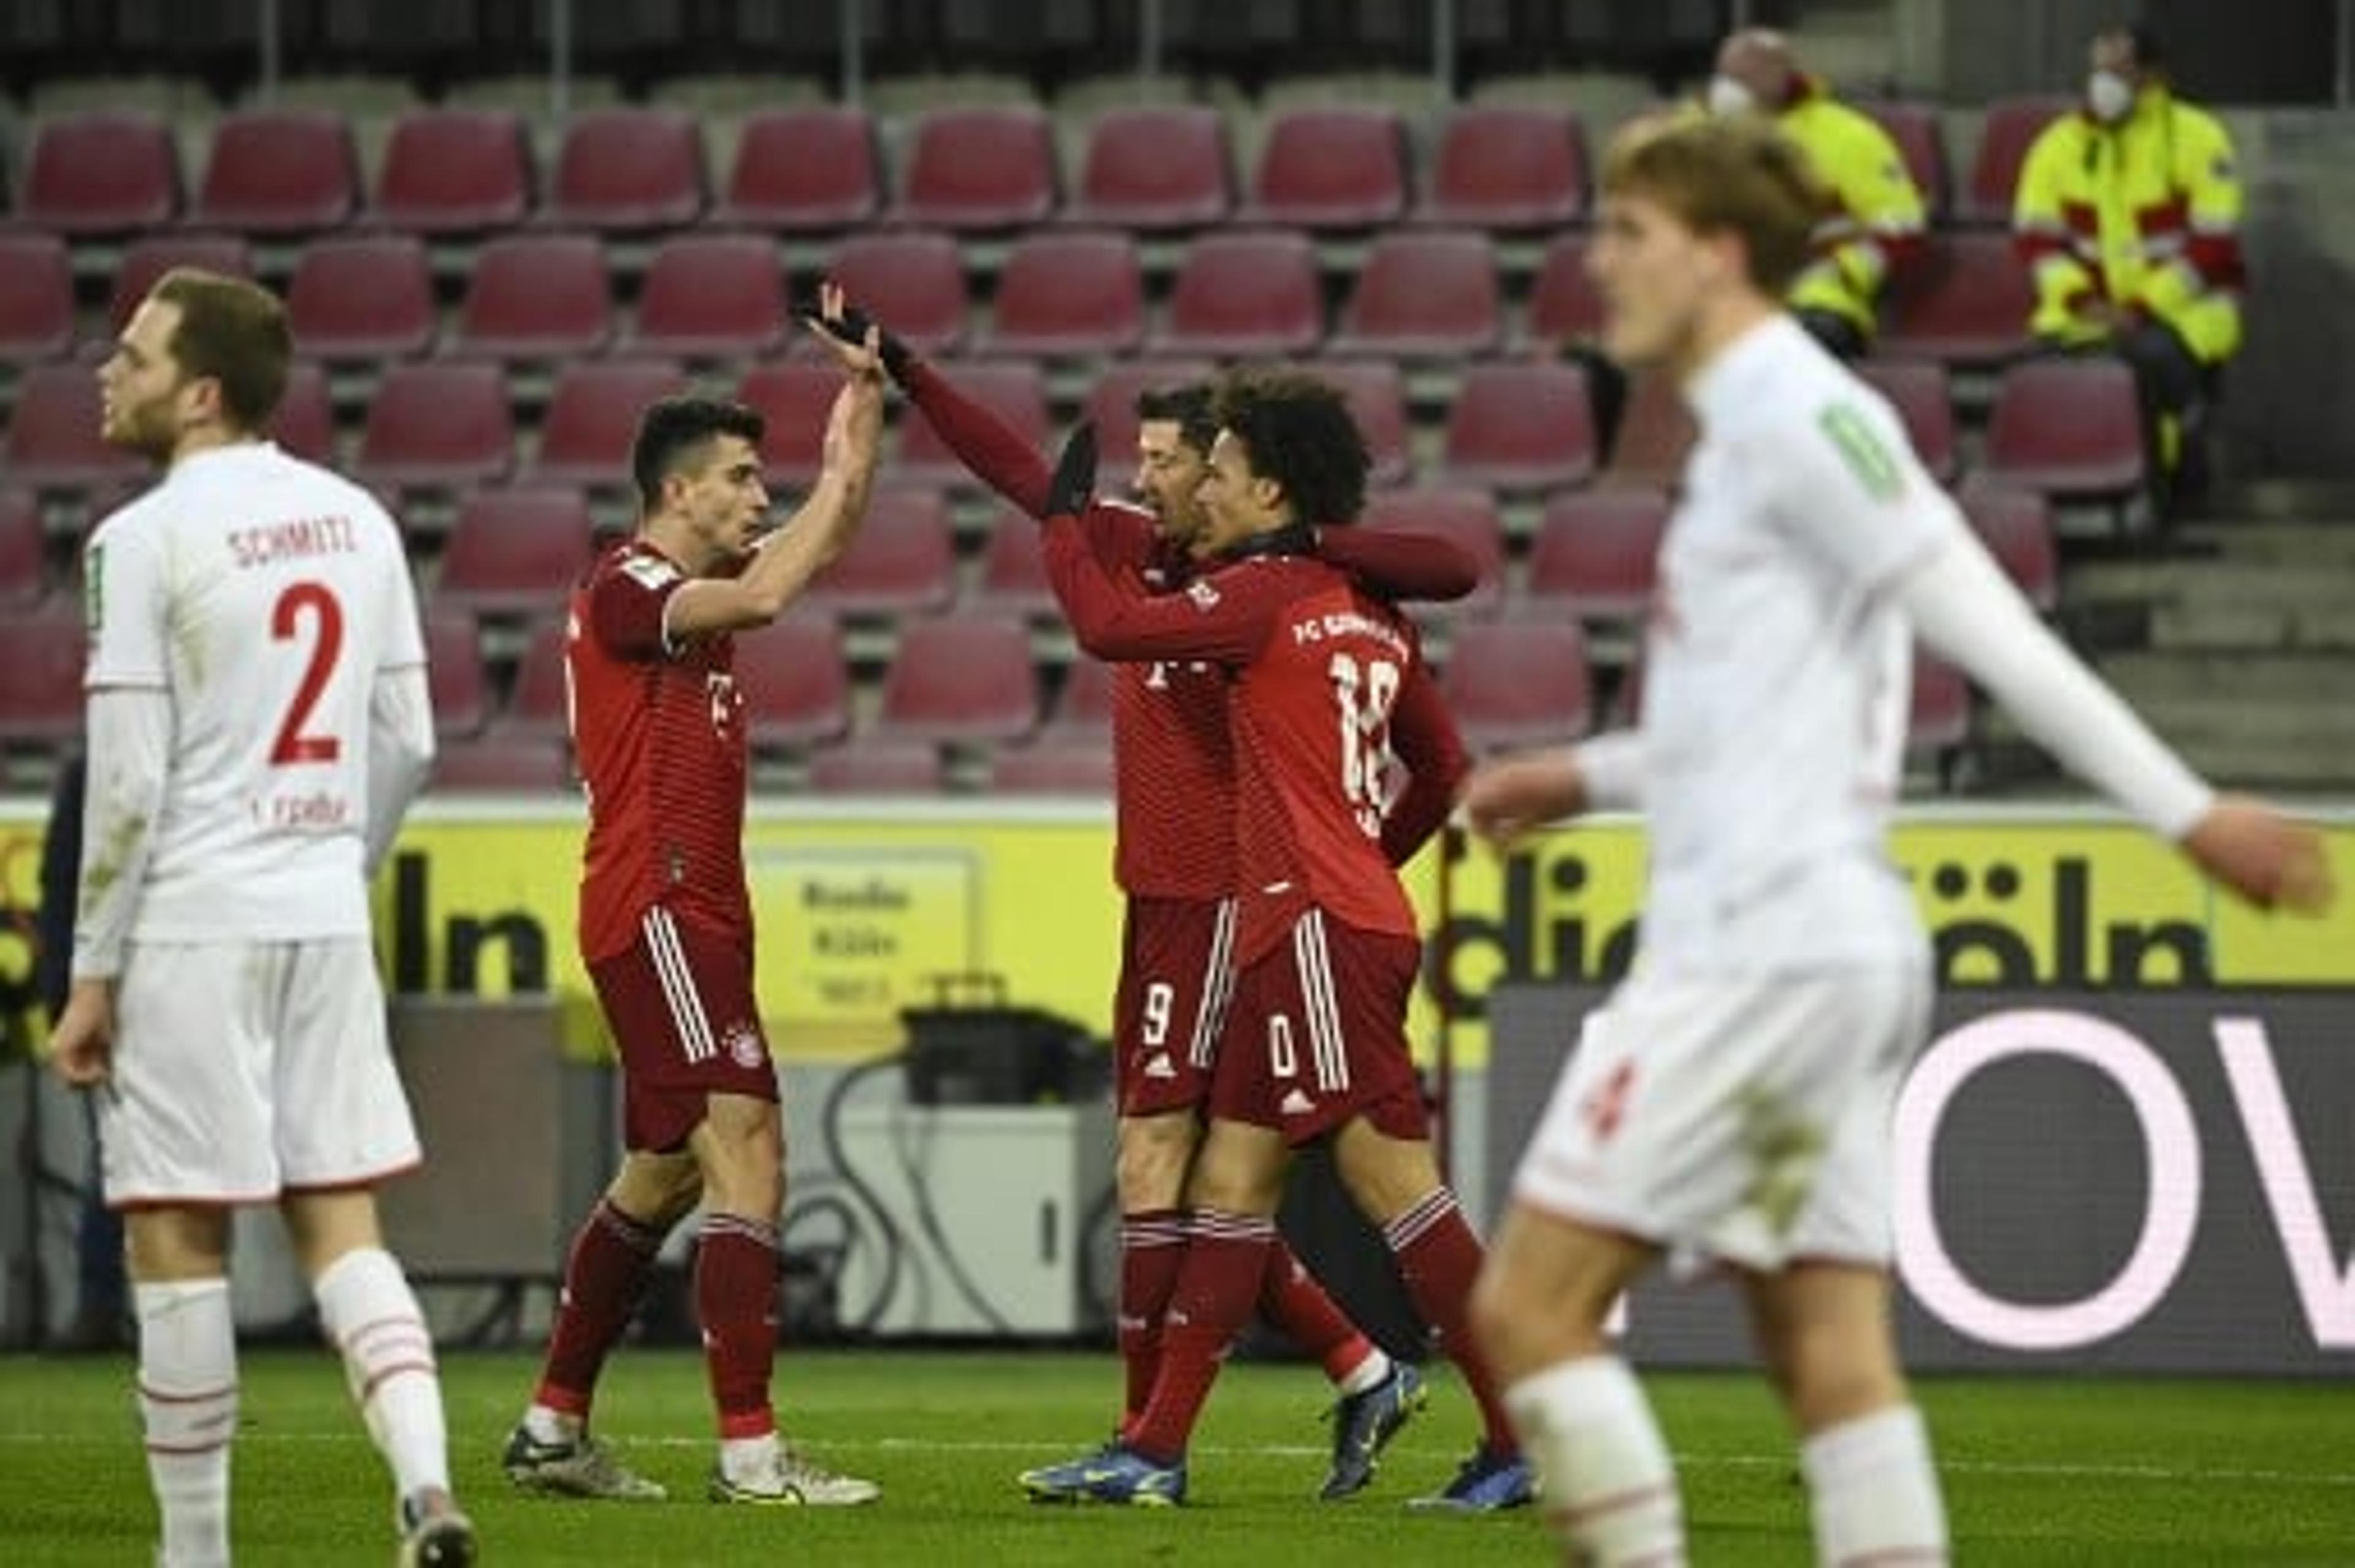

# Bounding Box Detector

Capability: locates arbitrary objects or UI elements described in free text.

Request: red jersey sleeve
[1320,525,1480,603]
[904,361,1055,518]
[1044,513,1282,665]
[586,546,685,662]
[1380,659,1469,865]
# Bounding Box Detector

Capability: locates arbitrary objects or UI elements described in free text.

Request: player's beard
[104,389,181,467]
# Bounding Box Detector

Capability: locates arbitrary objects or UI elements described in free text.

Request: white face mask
[1706,75,1760,117]
[2087,69,2135,123]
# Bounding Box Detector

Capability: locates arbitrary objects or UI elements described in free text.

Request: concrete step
[2098,651,2355,701]
[2173,519,2355,566]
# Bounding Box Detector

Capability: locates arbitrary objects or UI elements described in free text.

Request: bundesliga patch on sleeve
[1186,578,1222,610]
[1817,402,1905,502]
[84,541,104,630]
[622,553,680,590]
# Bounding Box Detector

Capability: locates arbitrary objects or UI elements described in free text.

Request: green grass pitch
[3,1348,2352,1564]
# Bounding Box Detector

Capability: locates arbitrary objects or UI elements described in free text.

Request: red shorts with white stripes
[588,906,778,1152]
[1112,897,1236,1119]
[1208,909,1428,1146]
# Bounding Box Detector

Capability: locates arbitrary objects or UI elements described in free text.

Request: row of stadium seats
[7,98,2071,241]
[0,350,2148,521]
[0,225,2046,377]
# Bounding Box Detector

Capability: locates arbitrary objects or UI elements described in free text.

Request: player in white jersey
[1456,117,2335,1567]
[47,269,475,1568]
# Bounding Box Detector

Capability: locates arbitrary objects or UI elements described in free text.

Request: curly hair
[1210,367,1370,527]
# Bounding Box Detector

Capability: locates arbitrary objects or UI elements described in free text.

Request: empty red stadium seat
[992,739,1114,795]
[19,112,180,235]
[1522,488,1670,624]
[735,616,852,749]
[372,109,532,235]
[1359,486,1507,621]
[1856,99,1950,221]
[1441,620,1595,752]
[1981,358,2148,501]
[970,509,1054,618]
[801,487,956,618]
[1961,97,2072,226]
[1882,231,2036,367]
[424,613,491,738]
[270,361,335,465]
[822,231,970,357]
[894,106,1057,231]
[736,361,852,487]
[1525,234,1606,348]
[895,363,1051,490]
[2,362,147,494]
[805,738,946,795]
[1082,359,1220,489]
[1599,371,1696,491]
[1043,656,1114,739]
[1331,229,1504,360]
[1296,358,1413,486]
[0,490,49,608]
[107,234,255,336]
[358,362,515,495]
[545,109,706,232]
[531,359,691,491]
[0,608,89,744]
[0,231,74,364]
[194,109,359,234]
[449,234,614,363]
[981,231,1146,358]
[435,486,598,620]
[1244,108,1407,229]
[1416,107,1588,231]
[1152,230,1323,358]
[1856,358,1959,484]
[504,619,572,741]
[718,107,881,231]
[1958,478,2061,612]
[431,733,573,793]
[1909,651,1974,783]
[286,234,436,362]
[875,615,1040,744]
[631,233,788,361]
[1441,362,1598,493]
[1068,107,1234,231]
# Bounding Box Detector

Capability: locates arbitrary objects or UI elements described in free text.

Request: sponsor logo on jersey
[724,1019,765,1069]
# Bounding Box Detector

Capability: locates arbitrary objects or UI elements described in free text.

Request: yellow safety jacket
[1777,82,1927,338]
[2012,85,2244,365]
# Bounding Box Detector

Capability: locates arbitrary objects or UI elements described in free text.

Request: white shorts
[1509,962,1932,1272]
[99,938,421,1207]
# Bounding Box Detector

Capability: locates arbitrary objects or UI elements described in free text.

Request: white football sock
[136,1277,237,1568]
[1504,1355,1686,1566]
[1801,1404,1948,1567]
[721,1429,781,1486]
[313,1246,450,1502]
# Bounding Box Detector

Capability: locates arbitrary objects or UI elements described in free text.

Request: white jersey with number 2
[1637,316,1959,973]
[83,442,424,941]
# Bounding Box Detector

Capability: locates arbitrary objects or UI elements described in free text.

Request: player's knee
[1114,1115,1196,1210]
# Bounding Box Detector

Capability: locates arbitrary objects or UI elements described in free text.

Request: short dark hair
[150,267,290,433]
[630,396,765,511]
[2104,20,2165,71]
[1134,383,1217,456]
[1211,367,1369,527]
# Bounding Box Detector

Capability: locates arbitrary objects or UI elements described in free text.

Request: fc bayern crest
[724,1020,764,1069]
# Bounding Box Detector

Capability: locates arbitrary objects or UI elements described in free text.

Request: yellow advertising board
[0,798,2348,1066]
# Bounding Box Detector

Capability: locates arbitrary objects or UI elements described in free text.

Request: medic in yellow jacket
[2012,30,2245,370]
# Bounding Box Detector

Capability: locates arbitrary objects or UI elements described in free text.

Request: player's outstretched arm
[1320,526,1480,604]
[2180,794,2336,913]
[1460,748,1592,850]
[365,662,434,877]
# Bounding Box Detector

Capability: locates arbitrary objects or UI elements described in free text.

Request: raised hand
[797,280,913,384]
[1048,421,1097,519]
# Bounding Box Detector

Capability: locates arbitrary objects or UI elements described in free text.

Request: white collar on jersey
[1683,313,1814,432]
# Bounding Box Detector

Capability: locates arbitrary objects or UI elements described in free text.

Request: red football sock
[534,1198,666,1418]
[1258,1237,1377,1385]
[695,1213,779,1441]
[1118,1209,1189,1431]
[1384,1188,1517,1455]
[1127,1209,1273,1464]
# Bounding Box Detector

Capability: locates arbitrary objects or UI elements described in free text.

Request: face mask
[1706,75,1760,117]
[2086,69,2135,123]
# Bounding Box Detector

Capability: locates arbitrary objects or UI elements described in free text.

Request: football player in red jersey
[1018,369,1533,1510]
[502,287,890,1509]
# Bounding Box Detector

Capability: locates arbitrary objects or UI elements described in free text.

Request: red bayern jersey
[568,538,752,963]
[1045,517,1469,965]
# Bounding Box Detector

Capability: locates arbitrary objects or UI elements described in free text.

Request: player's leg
[272,937,472,1562]
[1745,1263,1946,1567]
[507,1149,697,1499]
[1112,1106,1197,1428]
[124,1206,237,1568]
[1471,1202,1682,1561]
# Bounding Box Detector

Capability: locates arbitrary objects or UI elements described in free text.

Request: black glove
[794,293,916,385]
[1047,421,1097,519]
